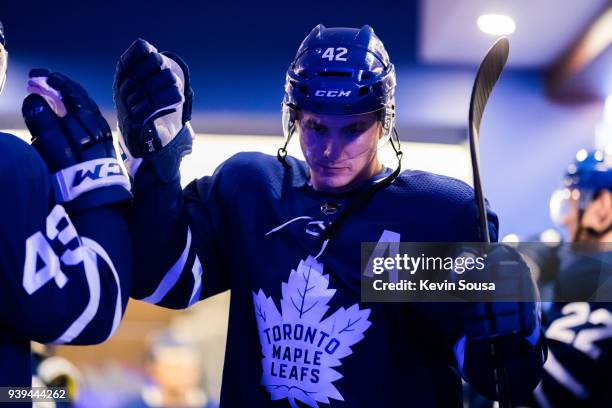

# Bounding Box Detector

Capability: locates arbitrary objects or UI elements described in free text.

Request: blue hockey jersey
[129,151,544,407]
[533,252,612,407]
[0,133,132,387]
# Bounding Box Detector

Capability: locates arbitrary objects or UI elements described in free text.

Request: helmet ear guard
[0,46,6,95]
[378,99,396,144]
[0,21,7,95]
[281,102,298,141]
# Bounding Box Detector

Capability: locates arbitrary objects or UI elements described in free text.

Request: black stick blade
[468,37,509,245]
[469,37,509,138]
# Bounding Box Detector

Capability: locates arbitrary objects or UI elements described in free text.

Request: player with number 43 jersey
[0,20,132,387]
[115,25,545,407]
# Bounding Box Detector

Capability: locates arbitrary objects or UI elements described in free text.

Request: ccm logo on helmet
[315,90,352,97]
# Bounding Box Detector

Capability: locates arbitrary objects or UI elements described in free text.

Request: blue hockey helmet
[550,149,612,225]
[563,149,612,191]
[281,24,396,142]
[0,21,6,94]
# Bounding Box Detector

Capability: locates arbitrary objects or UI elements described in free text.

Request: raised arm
[0,70,132,345]
[114,39,230,309]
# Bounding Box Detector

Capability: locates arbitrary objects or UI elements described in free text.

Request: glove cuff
[53,158,132,210]
[146,123,194,184]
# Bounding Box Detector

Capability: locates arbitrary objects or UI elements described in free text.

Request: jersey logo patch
[252,256,371,408]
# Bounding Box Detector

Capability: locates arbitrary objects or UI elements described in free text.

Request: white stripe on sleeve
[141,227,192,305]
[82,237,123,340]
[188,255,203,307]
[52,242,101,344]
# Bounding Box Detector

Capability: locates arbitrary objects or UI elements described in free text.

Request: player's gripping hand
[113,38,194,183]
[22,69,131,211]
[464,245,540,342]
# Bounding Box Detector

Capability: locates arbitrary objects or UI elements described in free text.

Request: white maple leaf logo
[252,256,372,408]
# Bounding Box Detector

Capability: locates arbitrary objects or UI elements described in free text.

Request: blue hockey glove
[22,69,131,211]
[113,38,194,183]
[463,245,540,342]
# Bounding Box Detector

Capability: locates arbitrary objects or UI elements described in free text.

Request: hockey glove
[22,69,131,211]
[113,38,194,183]
[463,245,540,342]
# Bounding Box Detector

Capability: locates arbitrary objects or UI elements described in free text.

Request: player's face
[297,110,383,193]
[559,189,611,242]
[565,189,612,242]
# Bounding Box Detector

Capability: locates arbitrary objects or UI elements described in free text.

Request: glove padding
[22,69,131,210]
[113,38,194,183]
[463,245,540,341]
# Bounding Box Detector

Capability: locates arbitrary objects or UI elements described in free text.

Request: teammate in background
[530,149,612,407]
[114,25,544,407]
[0,20,133,387]
[119,331,214,408]
[31,343,82,406]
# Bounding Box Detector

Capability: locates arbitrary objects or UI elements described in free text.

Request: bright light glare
[576,148,588,162]
[0,129,472,186]
[477,14,516,36]
[539,228,561,244]
[501,233,520,243]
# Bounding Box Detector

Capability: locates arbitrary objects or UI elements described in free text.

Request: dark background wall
[0,0,419,113]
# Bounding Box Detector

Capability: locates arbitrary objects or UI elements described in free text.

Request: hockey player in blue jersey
[0,20,132,388]
[114,25,545,407]
[529,150,612,407]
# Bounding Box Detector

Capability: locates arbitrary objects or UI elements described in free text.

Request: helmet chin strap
[0,49,6,95]
[277,114,296,168]
[319,127,403,241]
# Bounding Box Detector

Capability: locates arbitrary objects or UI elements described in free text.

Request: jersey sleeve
[128,153,244,309]
[0,134,132,345]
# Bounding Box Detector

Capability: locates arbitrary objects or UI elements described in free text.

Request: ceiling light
[477,14,516,36]
[576,149,588,162]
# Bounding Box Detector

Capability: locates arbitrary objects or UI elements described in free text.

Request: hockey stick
[469,37,509,243]
[467,37,511,407]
